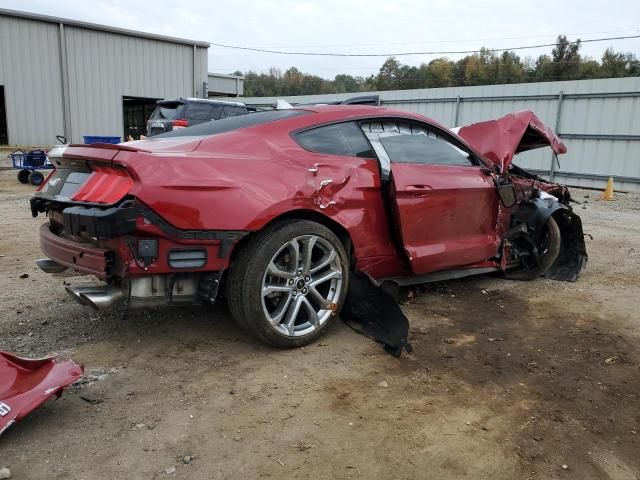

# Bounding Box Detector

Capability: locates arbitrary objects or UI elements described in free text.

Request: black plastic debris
[341,270,412,357]
[544,211,588,282]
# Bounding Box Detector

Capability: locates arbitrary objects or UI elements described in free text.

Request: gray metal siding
[195,47,208,98]
[233,77,640,192]
[65,26,206,143]
[207,74,243,96]
[0,16,64,145]
[0,12,209,146]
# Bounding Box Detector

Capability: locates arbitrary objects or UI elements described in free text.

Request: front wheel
[503,216,561,280]
[226,220,349,348]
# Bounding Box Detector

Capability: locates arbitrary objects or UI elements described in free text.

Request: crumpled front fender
[516,197,569,244]
[544,208,588,281]
[507,197,588,282]
[0,352,84,436]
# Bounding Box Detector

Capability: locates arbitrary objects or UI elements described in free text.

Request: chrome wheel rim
[261,234,343,337]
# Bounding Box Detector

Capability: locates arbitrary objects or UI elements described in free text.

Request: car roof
[142,104,483,162]
[290,104,445,129]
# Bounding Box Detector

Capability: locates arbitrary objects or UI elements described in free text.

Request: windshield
[150,102,185,121]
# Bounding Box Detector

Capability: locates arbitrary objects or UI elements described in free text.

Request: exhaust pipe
[35,258,68,274]
[65,285,125,310]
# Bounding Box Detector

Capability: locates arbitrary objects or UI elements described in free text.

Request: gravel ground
[0,169,639,480]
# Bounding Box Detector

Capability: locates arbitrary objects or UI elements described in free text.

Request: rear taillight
[71,166,133,204]
[172,119,189,129]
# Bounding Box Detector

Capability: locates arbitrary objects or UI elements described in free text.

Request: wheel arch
[504,197,587,281]
[228,209,354,268]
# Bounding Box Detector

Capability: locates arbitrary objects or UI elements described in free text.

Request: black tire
[503,216,561,280]
[226,220,349,348]
[17,169,30,184]
[28,171,44,186]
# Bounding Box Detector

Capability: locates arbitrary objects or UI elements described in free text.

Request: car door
[360,120,500,275]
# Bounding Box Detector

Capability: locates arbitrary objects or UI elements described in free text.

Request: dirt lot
[0,168,639,480]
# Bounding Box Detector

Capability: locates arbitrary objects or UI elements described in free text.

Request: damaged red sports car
[31,106,587,347]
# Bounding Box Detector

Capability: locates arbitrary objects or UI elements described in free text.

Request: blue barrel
[83,135,121,144]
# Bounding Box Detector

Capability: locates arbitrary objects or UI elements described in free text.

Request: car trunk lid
[34,137,202,207]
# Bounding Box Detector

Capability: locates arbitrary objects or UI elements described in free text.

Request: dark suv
[146,98,251,137]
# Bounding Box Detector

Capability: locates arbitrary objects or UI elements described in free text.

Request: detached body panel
[0,352,84,435]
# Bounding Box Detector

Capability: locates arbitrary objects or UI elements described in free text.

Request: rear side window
[294,122,375,158]
[186,103,223,122]
[361,121,473,166]
[150,102,185,120]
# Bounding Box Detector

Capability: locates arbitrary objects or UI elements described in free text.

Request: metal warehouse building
[0,8,242,146]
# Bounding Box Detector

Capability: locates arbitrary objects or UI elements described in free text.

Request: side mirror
[497,184,517,208]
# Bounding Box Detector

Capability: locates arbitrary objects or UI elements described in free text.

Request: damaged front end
[457,110,588,282]
[501,191,587,281]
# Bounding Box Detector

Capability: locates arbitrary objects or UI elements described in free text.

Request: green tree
[601,48,640,77]
[333,74,360,93]
[578,58,603,79]
[533,54,554,82]
[376,57,402,90]
[421,58,453,88]
[239,34,638,97]
[550,35,582,80]
[397,65,420,89]
[283,67,304,95]
[496,51,524,84]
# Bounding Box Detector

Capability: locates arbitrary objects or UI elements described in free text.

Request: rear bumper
[40,224,111,278]
[31,197,137,237]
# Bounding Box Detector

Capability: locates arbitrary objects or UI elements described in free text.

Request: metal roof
[208,72,245,80]
[0,7,210,48]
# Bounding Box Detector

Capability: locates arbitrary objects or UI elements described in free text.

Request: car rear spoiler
[60,143,150,163]
[61,136,206,163]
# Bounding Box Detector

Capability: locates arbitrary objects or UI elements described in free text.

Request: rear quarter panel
[116,123,402,277]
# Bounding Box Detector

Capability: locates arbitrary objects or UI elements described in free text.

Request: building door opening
[0,86,8,145]
[123,96,160,140]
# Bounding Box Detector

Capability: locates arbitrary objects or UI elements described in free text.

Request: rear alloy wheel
[226,220,349,348]
[17,169,30,184]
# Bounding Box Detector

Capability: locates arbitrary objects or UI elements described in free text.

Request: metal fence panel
[0,16,64,145]
[65,26,207,143]
[0,10,209,146]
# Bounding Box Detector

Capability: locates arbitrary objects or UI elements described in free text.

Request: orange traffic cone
[600,177,615,201]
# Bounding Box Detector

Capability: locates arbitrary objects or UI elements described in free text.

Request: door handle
[404,184,433,194]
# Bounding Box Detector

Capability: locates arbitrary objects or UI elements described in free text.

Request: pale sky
[4,0,640,78]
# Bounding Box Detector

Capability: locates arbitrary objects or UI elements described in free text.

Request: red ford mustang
[31,106,587,347]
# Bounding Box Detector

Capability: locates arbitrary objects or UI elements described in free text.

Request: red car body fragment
[456,110,567,172]
[0,352,84,435]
